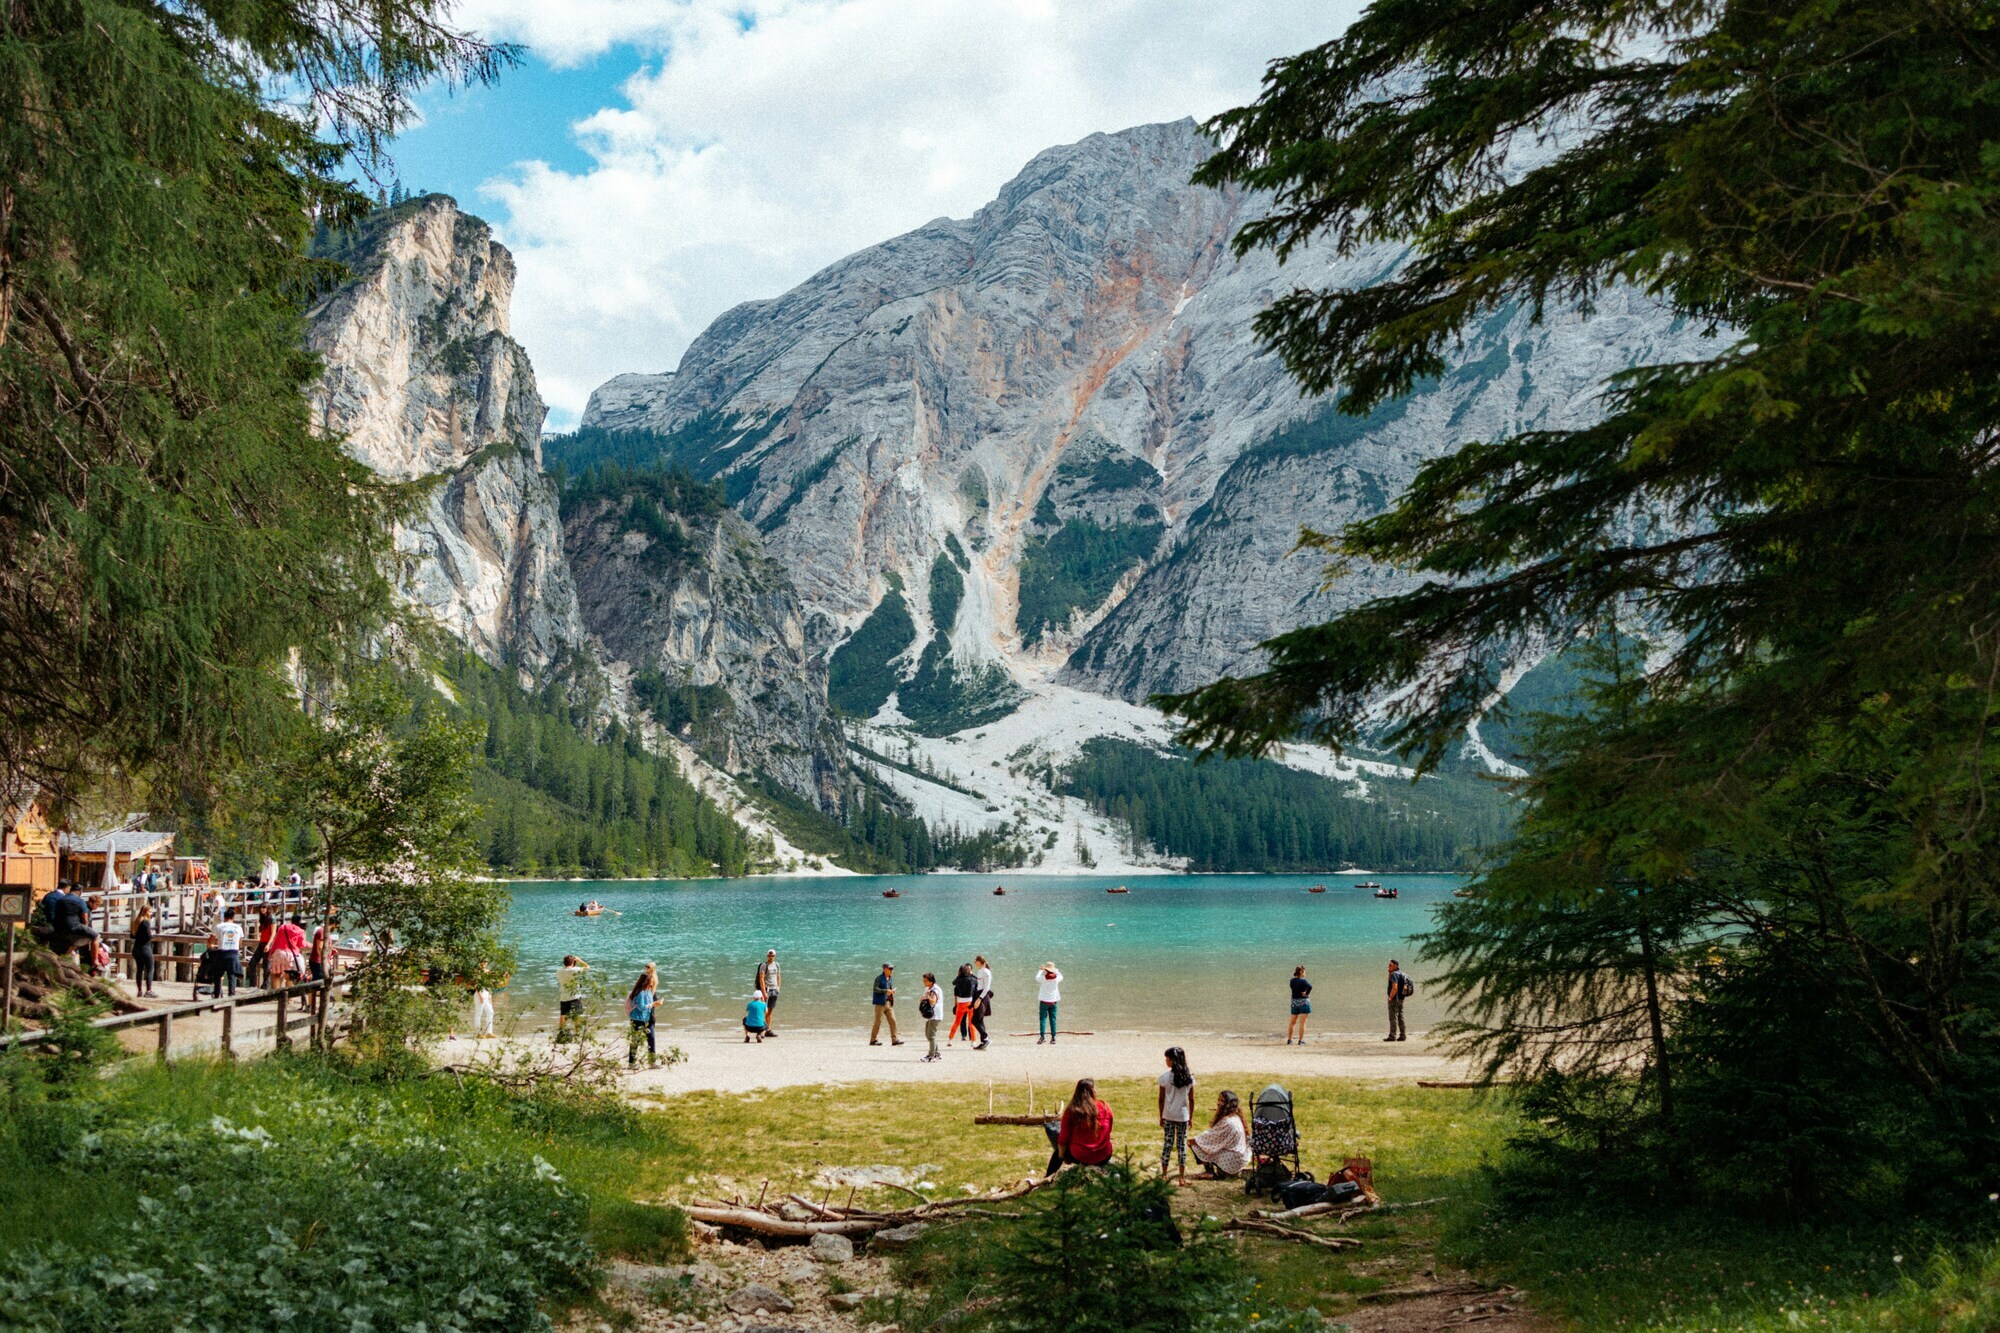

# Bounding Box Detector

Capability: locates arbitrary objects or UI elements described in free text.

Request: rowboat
[1372,886,1400,900]
[1105,885,1129,894]
[992,886,1007,895]
[1307,884,1327,894]
[882,889,901,898]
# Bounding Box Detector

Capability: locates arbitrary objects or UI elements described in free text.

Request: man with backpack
[1385,959,1412,1041]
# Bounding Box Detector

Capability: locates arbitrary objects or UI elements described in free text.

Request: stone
[725,1284,795,1315]
[808,1231,854,1264]
[829,1292,868,1310]
[781,1261,819,1285]
[866,1223,928,1252]
[778,1202,816,1222]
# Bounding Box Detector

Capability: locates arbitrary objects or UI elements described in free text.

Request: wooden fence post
[275,992,289,1050]
[157,1011,172,1061]
[220,1003,233,1057]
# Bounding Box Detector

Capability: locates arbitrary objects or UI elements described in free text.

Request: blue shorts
[1290,999,1311,1015]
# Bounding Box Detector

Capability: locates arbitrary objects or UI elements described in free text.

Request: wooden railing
[0,975,353,1059]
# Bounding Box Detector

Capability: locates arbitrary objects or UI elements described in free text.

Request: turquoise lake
[497,873,1462,1036]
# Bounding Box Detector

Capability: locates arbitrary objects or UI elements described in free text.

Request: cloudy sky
[389,1,1356,426]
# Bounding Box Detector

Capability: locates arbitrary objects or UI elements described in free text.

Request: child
[744,988,768,1043]
[1158,1045,1195,1184]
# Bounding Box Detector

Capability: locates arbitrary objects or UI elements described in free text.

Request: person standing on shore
[920,972,944,1062]
[755,950,781,1036]
[869,963,902,1045]
[972,955,993,1050]
[130,904,156,997]
[627,965,659,1068]
[471,969,496,1039]
[1287,965,1312,1044]
[557,955,588,1043]
[947,962,977,1046]
[1158,1046,1195,1184]
[1385,959,1411,1042]
[1036,962,1063,1044]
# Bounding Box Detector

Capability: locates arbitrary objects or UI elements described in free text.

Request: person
[309,910,339,983]
[947,962,977,1046]
[271,914,307,987]
[628,966,659,1067]
[208,909,244,998]
[869,963,903,1046]
[248,907,275,988]
[1044,1077,1114,1176]
[1158,1046,1195,1183]
[1190,1090,1252,1179]
[557,955,588,1042]
[755,950,781,1036]
[1386,958,1411,1042]
[920,972,944,1062]
[972,955,993,1050]
[1036,962,1063,1044]
[130,904,157,997]
[744,988,768,1043]
[470,967,497,1039]
[1287,965,1312,1044]
[42,882,97,971]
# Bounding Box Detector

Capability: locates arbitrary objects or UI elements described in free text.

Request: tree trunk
[1636,907,1673,1130]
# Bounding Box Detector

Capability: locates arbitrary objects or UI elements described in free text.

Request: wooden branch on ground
[1337,1195,1450,1221]
[683,1207,883,1238]
[1223,1218,1360,1250]
[1416,1080,1519,1089]
[973,1113,1051,1125]
[1356,1281,1513,1305]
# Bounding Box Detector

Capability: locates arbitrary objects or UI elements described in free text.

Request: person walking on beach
[744,988,769,1042]
[755,950,782,1036]
[920,972,944,1062]
[1044,1077,1114,1176]
[869,963,903,1045]
[1386,958,1411,1042]
[627,965,659,1067]
[130,904,157,997]
[947,962,977,1046]
[1036,962,1063,1044]
[1287,965,1312,1044]
[972,955,993,1050]
[557,955,588,1043]
[1158,1046,1195,1184]
[471,970,496,1039]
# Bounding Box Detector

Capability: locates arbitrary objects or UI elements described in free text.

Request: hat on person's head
[883,962,893,969]
[1042,961,1056,971]
[767,949,777,957]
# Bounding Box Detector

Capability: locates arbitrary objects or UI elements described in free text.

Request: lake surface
[496,873,1463,1037]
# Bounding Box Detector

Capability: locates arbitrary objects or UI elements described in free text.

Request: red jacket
[1056,1101,1114,1164]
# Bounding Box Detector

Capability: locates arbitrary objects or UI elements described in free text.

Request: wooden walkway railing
[0,974,354,1059]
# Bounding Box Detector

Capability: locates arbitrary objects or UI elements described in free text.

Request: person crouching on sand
[1043,1077,1113,1176]
[744,988,769,1042]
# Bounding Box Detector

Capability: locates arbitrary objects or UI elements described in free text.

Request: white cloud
[456,0,1356,423]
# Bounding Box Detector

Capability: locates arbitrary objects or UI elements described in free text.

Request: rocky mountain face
[307,197,583,673]
[581,119,1711,722]
[308,197,848,815]
[560,477,847,809]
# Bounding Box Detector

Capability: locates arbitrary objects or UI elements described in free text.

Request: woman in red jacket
[1044,1078,1114,1176]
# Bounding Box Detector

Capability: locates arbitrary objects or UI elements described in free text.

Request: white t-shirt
[923,982,944,1017]
[559,965,587,1002]
[213,921,243,951]
[1037,968,1062,1002]
[975,965,992,998]
[1158,1070,1195,1122]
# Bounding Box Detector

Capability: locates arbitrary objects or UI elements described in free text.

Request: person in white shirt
[920,972,945,1062]
[557,955,588,1043]
[1036,962,1063,1044]
[972,955,993,1050]
[208,910,244,998]
[1157,1046,1196,1184]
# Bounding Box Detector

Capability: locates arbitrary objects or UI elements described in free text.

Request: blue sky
[388,1,1355,427]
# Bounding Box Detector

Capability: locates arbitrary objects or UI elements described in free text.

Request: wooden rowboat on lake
[1106,885,1129,894]
[882,889,901,898]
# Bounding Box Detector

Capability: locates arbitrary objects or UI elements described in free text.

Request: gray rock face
[581,120,1714,713]
[562,486,846,810]
[308,196,584,675]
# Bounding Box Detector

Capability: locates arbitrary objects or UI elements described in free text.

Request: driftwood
[1223,1218,1361,1250]
[684,1207,882,1237]
[686,1172,1060,1241]
[1337,1194,1450,1221]
[973,1114,1052,1125]
[1252,1200,1339,1222]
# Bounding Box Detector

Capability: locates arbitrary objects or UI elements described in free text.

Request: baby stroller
[1245,1083,1302,1197]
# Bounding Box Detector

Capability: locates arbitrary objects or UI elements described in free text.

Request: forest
[1065,738,1510,871]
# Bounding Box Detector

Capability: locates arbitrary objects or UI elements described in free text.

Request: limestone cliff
[308,196,584,675]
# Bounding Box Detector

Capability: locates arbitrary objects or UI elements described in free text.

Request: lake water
[496,873,1462,1037]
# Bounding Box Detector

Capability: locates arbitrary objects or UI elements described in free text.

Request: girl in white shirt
[1157,1046,1195,1183]
[1036,963,1062,1044]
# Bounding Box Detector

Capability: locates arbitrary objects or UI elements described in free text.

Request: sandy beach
[438,1025,1468,1096]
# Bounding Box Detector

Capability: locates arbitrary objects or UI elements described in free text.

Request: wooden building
[2,799,59,902]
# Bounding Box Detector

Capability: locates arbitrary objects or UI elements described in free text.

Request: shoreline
[490,869,1475,883]
[440,1026,1467,1096]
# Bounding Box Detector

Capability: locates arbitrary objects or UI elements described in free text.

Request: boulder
[809,1231,855,1264]
[726,1283,796,1315]
[868,1222,928,1251]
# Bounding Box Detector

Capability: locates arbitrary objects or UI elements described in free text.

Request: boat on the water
[882,889,901,898]
[574,902,604,917]
[1373,886,1400,899]
[1356,880,1382,890]
[1307,884,1327,894]
[1106,885,1129,894]
[992,886,1007,895]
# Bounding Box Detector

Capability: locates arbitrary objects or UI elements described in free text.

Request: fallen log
[1251,1200,1338,1222]
[1416,1080,1519,1090]
[684,1206,884,1238]
[973,1114,1052,1125]
[1223,1218,1360,1250]
[1336,1194,1450,1221]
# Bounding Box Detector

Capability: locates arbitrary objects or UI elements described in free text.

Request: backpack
[1276,1177,1326,1210]
[1397,972,1416,998]
[919,994,936,1019]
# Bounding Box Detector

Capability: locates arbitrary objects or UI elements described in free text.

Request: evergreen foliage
[1016,517,1163,646]
[443,655,753,878]
[1168,3,2000,1208]
[828,576,916,718]
[0,0,508,807]
[1066,738,1508,871]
